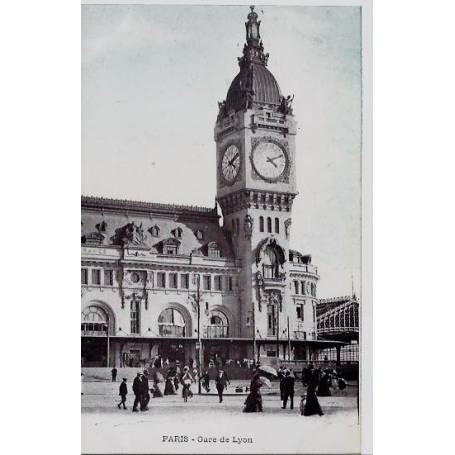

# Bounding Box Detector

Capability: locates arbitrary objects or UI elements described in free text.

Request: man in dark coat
[215,369,230,403]
[117,378,127,409]
[132,372,143,412]
[141,370,151,411]
[281,370,295,409]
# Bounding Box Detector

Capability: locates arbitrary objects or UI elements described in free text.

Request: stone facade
[81,7,320,368]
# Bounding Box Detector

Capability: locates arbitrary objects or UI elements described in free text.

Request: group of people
[111,361,346,415]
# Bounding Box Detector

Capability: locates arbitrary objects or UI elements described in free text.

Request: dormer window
[172,227,183,238]
[195,229,204,240]
[149,225,160,237]
[159,238,180,255]
[207,241,221,258]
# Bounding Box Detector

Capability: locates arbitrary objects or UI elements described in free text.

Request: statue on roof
[279,95,294,115]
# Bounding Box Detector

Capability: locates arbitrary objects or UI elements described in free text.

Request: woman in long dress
[303,365,324,416]
[164,371,176,395]
[243,373,263,413]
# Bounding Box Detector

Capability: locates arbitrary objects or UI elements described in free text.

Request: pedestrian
[201,370,210,393]
[181,366,194,402]
[243,372,263,413]
[117,378,127,409]
[281,370,295,409]
[317,370,332,397]
[278,365,285,400]
[215,369,230,403]
[303,364,324,416]
[141,370,151,411]
[132,372,143,412]
[164,370,176,395]
[111,367,118,382]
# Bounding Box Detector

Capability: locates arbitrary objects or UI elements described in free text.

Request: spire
[238,6,269,69]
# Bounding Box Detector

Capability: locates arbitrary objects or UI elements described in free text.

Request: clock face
[221,144,241,184]
[252,141,288,181]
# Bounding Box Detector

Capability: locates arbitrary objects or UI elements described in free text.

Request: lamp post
[106,314,110,368]
[192,273,203,395]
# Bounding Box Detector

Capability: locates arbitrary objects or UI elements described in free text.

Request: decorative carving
[255,271,264,311]
[284,218,292,239]
[111,222,146,246]
[244,214,254,239]
[268,289,283,312]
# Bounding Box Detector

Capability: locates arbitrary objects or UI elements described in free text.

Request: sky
[82,4,361,299]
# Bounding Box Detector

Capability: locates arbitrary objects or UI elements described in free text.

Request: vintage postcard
[81,2,370,454]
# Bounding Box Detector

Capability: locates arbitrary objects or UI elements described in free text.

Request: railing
[318,326,359,334]
[203,325,229,338]
[158,325,185,337]
[289,263,318,275]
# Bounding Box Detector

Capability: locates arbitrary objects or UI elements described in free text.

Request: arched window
[259,216,264,232]
[158,308,186,337]
[206,310,229,338]
[275,217,279,233]
[81,306,108,335]
[267,217,272,233]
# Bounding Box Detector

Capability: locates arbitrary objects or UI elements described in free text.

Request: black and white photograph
[81,2,368,453]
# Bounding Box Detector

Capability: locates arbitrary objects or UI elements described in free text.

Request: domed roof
[225,63,282,112]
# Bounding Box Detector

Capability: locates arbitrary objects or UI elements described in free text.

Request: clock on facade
[251,140,288,181]
[221,144,241,184]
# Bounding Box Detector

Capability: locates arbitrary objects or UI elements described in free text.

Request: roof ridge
[81,195,217,215]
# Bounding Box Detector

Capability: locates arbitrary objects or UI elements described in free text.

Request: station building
[81,7,340,368]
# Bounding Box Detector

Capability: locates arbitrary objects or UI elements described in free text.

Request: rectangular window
[203,275,211,291]
[81,268,88,285]
[226,276,233,291]
[301,281,306,295]
[294,281,299,294]
[214,275,222,291]
[157,272,166,288]
[91,269,101,285]
[169,273,178,289]
[296,304,304,320]
[180,273,189,289]
[104,270,113,286]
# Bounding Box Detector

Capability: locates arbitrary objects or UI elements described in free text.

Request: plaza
[82,373,359,454]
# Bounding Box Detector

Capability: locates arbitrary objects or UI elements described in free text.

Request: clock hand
[268,154,283,162]
[266,157,278,168]
[228,153,239,166]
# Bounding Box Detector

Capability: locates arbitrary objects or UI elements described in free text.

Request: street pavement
[82,380,360,454]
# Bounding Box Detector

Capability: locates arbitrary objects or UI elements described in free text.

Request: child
[118,378,128,409]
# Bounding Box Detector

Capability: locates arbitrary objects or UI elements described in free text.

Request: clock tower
[215,6,299,360]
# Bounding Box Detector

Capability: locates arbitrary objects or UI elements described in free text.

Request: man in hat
[117,378,128,409]
[215,369,230,403]
[281,369,295,410]
[132,372,143,412]
[141,370,151,411]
